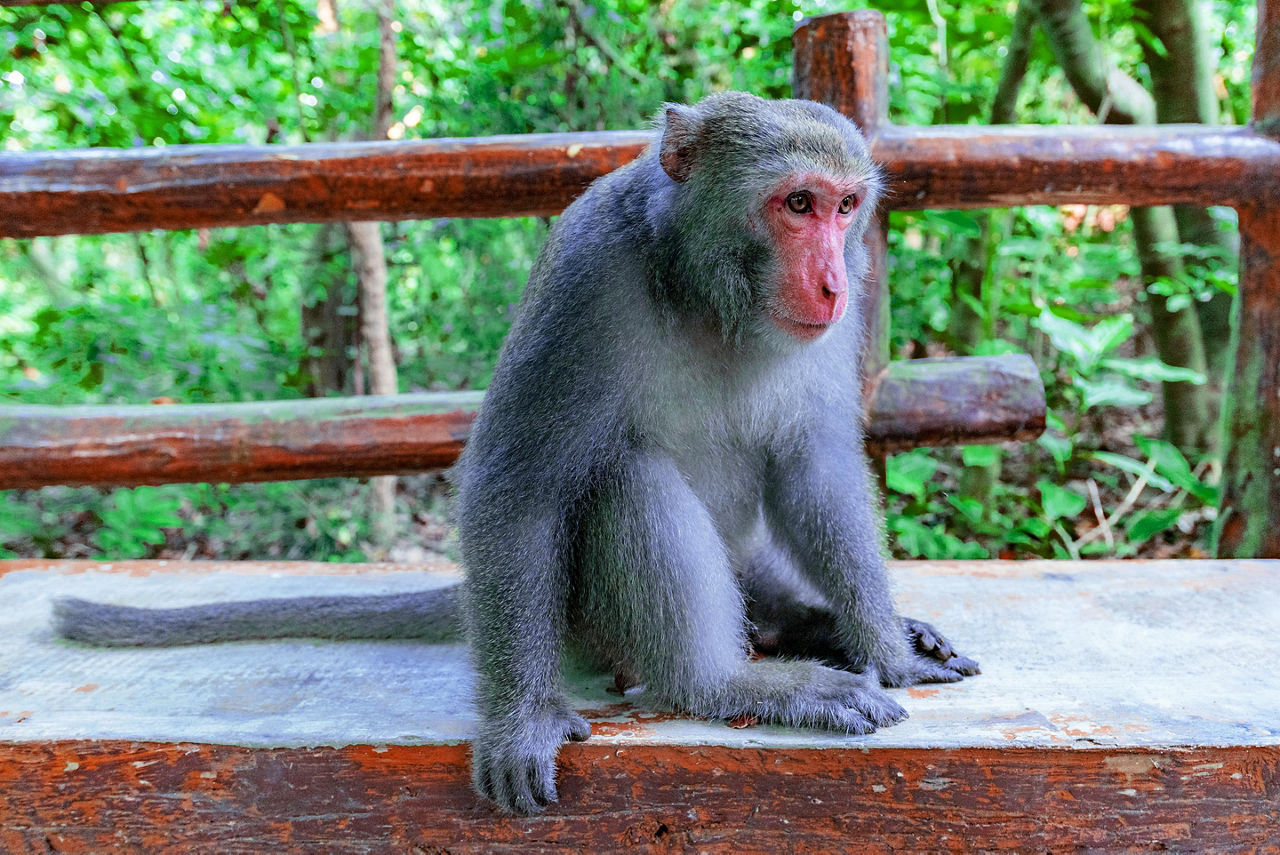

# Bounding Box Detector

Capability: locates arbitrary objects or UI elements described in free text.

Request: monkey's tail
[52,586,464,647]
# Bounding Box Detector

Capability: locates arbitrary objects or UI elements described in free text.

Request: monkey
[53,92,978,816]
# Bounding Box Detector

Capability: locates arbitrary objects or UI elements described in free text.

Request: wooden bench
[0,556,1277,851]
[3,4,1280,850]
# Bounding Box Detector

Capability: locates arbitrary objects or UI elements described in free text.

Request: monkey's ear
[659,105,700,183]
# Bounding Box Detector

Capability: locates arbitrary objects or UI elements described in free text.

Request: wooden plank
[0,557,1276,851]
[0,132,652,238]
[0,391,482,488]
[3,127,1279,238]
[0,355,1043,489]
[865,355,1045,451]
[0,741,1274,853]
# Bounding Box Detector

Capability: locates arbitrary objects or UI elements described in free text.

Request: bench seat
[0,557,1276,852]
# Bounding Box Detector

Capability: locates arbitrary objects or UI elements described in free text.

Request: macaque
[55,92,977,816]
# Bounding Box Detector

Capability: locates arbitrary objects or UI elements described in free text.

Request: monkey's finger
[528,756,559,807]
[563,711,592,742]
[851,691,908,727]
[500,767,545,816]
[472,754,497,802]
[905,617,956,661]
[914,660,965,684]
[831,707,877,735]
[945,653,980,676]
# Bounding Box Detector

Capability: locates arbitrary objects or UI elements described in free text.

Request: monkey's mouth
[772,312,834,341]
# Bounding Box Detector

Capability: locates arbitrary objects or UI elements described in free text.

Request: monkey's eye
[786,192,812,214]
[838,194,858,215]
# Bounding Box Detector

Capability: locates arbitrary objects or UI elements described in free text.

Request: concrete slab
[1,557,1277,750]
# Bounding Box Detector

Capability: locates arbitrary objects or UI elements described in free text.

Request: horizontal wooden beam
[3,126,1278,238]
[875,124,1280,209]
[865,354,1044,451]
[0,132,652,238]
[0,354,1043,489]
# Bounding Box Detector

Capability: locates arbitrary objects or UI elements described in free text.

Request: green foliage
[93,486,183,558]
[1,0,1254,560]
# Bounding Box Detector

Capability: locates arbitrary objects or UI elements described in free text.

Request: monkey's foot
[701,661,909,736]
[874,617,980,687]
[472,704,592,815]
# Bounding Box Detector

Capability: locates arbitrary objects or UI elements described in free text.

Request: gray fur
[53,588,462,646]
[50,93,977,816]
[455,92,977,814]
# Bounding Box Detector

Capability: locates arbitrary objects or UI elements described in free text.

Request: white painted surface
[0,559,1277,750]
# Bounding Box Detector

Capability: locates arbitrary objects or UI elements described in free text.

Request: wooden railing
[1,6,1277,557]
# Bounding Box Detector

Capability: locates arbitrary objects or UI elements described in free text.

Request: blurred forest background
[0,0,1256,563]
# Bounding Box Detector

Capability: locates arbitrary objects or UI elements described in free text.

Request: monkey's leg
[576,453,907,734]
[742,546,978,674]
[461,511,592,815]
[765,437,979,687]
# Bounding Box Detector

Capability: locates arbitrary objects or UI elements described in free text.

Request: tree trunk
[1028,0,1212,454]
[1214,0,1280,558]
[1135,0,1236,407]
[948,1,1037,507]
[301,223,356,396]
[344,0,399,548]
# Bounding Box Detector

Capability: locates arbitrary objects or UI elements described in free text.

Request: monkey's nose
[819,281,847,318]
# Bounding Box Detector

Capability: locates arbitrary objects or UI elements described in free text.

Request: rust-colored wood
[0,355,1042,489]
[876,124,1280,209]
[0,132,652,238]
[792,10,888,133]
[0,393,482,489]
[865,355,1045,451]
[5,127,1280,238]
[794,10,892,391]
[0,740,1274,853]
[1257,0,1280,133]
[1217,2,1280,558]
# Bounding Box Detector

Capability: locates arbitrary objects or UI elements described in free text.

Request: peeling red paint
[0,741,1274,852]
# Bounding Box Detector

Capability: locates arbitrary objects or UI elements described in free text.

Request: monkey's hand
[472,704,592,815]
[872,617,980,688]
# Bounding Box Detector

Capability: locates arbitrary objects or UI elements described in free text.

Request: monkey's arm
[457,501,592,815]
[764,430,978,686]
[52,587,463,646]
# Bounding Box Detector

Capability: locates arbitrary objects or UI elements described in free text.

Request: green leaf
[1089,451,1176,493]
[947,494,986,525]
[1017,517,1052,538]
[1037,432,1073,469]
[1076,376,1153,410]
[1101,357,1206,385]
[930,210,983,238]
[1038,480,1087,521]
[1125,508,1183,545]
[1133,436,1218,504]
[1034,310,1133,374]
[961,444,1001,467]
[886,449,937,501]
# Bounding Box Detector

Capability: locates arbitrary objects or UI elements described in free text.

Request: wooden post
[1216,0,1280,558]
[792,10,892,390]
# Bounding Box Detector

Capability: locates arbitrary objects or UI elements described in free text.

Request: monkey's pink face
[761,173,864,342]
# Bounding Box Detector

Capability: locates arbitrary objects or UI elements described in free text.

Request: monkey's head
[655,92,883,348]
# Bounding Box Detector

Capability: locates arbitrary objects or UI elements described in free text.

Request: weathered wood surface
[865,355,1045,451]
[0,557,1276,852]
[0,132,652,238]
[0,355,1043,489]
[0,392,483,489]
[4,126,1279,238]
